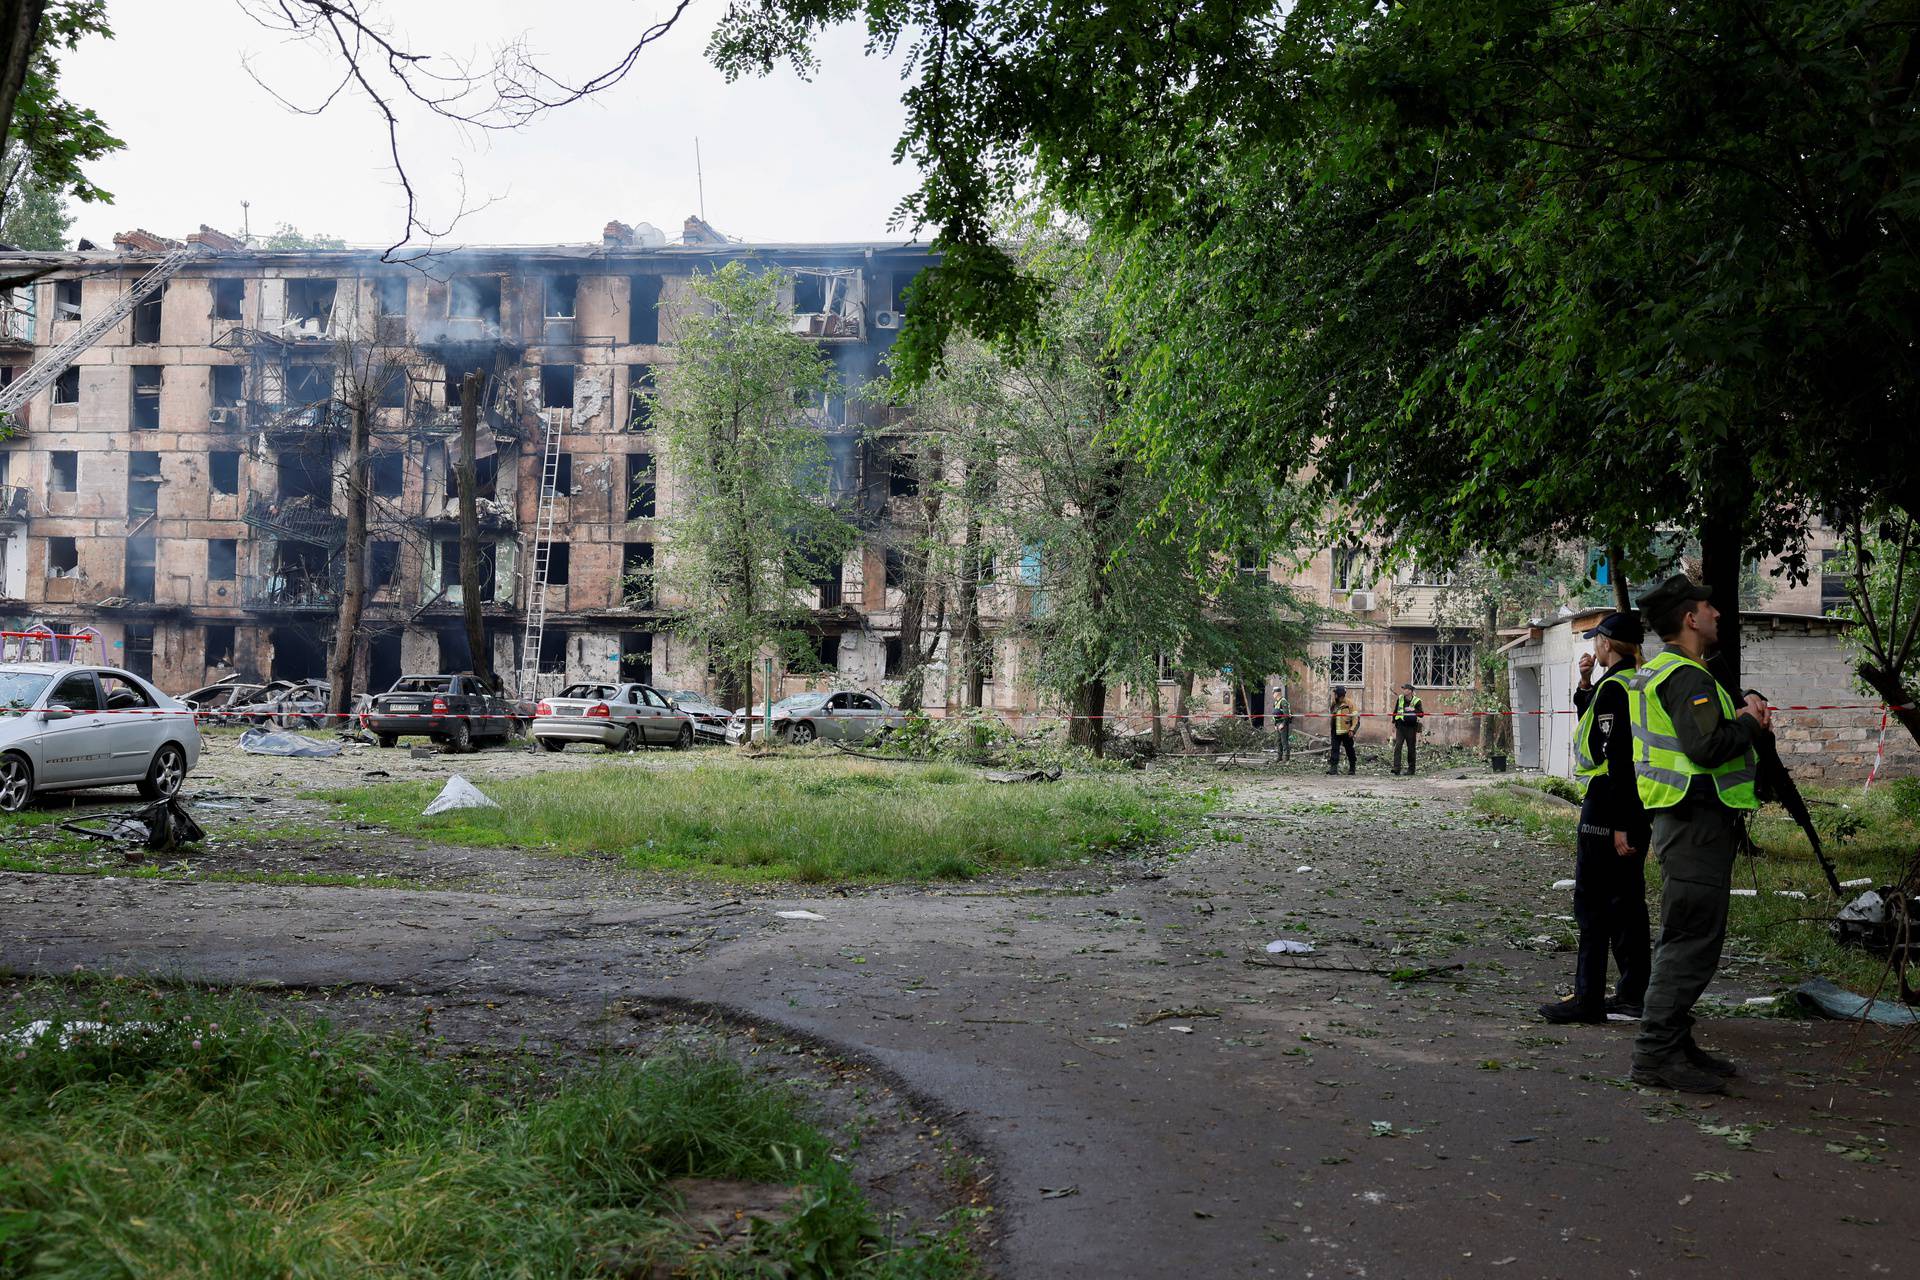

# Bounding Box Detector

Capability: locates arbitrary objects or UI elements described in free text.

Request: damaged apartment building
[0,217,939,699]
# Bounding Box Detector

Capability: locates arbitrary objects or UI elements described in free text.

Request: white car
[725,690,907,746]
[0,664,202,812]
[532,682,694,752]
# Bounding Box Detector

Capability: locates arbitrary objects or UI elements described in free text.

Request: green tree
[712,0,1920,736]
[652,261,855,714]
[261,222,348,251]
[1831,512,1920,748]
[0,145,69,248]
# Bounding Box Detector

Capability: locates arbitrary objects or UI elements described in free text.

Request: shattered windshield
[0,672,54,711]
[389,677,453,694]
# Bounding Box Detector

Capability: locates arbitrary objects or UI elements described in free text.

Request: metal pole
[764,655,775,748]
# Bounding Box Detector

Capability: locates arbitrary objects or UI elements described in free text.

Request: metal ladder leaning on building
[0,243,209,420]
[515,408,565,700]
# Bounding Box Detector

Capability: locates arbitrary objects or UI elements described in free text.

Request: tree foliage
[261,222,348,251]
[652,261,855,711]
[0,143,69,249]
[1,0,119,219]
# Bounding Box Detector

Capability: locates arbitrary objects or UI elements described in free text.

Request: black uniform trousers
[1328,733,1355,774]
[1393,724,1417,773]
[1571,800,1651,1010]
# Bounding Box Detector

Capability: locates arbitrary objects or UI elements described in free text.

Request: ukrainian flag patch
[1691,695,1712,705]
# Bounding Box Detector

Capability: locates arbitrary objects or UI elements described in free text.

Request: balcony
[244,495,345,548]
[0,486,28,523]
[0,295,33,346]
[241,572,338,610]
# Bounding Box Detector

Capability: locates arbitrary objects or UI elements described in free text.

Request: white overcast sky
[61,1,922,250]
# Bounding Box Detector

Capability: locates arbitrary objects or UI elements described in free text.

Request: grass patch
[0,980,973,1279]
[313,757,1210,883]
[1473,779,1920,996]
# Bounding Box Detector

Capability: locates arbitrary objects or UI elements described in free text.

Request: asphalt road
[3,769,1914,1278]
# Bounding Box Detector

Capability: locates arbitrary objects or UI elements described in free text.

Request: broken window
[884,546,907,590]
[54,279,81,321]
[619,632,653,685]
[545,542,571,586]
[128,451,162,515]
[544,276,577,318]
[47,536,78,575]
[120,627,154,680]
[883,636,903,678]
[271,540,332,607]
[449,276,502,322]
[211,365,244,409]
[53,367,79,405]
[375,275,407,316]
[800,633,840,672]
[886,445,918,498]
[132,286,163,344]
[537,627,569,674]
[208,538,237,579]
[540,364,575,409]
[287,363,334,405]
[629,276,661,344]
[622,542,653,605]
[549,452,573,495]
[625,452,655,519]
[204,624,235,668]
[443,353,491,409]
[132,366,162,430]
[51,450,77,491]
[212,277,244,321]
[448,454,498,500]
[376,369,406,409]
[286,278,335,325]
[209,450,240,495]
[438,539,496,601]
[277,449,332,503]
[371,452,403,498]
[125,537,156,603]
[626,364,655,428]
[792,273,826,314]
[370,540,398,588]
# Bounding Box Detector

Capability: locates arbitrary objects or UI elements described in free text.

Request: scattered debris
[60,797,206,852]
[1140,1007,1221,1025]
[1040,1185,1080,1200]
[775,910,826,921]
[1266,940,1315,955]
[237,726,343,758]
[1295,865,1315,874]
[981,767,1062,783]
[421,776,499,815]
[1841,877,1874,888]
[1551,878,1576,890]
[1793,978,1920,1026]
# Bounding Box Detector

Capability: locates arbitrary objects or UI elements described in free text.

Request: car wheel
[606,724,640,753]
[138,743,187,800]
[377,733,397,749]
[539,738,565,753]
[675,724,694,750]
[446,720,472,753]
[0,752,33,812]
[788,720,816,746]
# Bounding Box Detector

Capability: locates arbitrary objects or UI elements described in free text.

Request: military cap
[1581,611,1645,644]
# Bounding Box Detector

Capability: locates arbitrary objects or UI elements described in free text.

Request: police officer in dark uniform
[1539,611,1651,1024]
[1625,575,1771,1094]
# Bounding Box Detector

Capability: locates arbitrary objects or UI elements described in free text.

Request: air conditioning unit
[873,309,902,330]
[1348,590,1377,612]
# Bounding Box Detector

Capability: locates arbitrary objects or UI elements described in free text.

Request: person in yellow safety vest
[1539,611,1652,1025]
[1391,683,1424,775]
[1623,575,1770,1095]
[1327,684,1358,775]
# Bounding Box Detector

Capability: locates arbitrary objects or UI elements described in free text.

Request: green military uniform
[1627,631,1759,1078]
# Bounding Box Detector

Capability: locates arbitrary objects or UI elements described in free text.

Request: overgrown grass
[1474,777,1920,996]
[0,980,973,1279]
[313,757,1210,883]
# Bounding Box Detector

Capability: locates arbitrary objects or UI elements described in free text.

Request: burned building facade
[0,219,944,701]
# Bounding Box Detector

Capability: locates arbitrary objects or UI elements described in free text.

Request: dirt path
[4,765,1916,1279]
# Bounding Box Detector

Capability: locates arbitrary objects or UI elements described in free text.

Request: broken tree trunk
[326,391,372,718]
[458,370,491,683]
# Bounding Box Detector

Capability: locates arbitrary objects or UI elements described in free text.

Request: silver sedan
[532,682,694,752]
[0,663,202,812]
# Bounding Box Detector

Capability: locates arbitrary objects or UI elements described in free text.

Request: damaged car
[665,689,732,743]
[725,689,906,746]
[533,683,693,752]
[0,664,201,812]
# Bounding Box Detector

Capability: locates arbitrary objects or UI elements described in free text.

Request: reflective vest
[1624,650,1758,811]
[1573,667,1632,784]
[1394,695,1420,723]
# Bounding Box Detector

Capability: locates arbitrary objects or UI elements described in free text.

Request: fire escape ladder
[516,410,565,699]
[0,243,210,419]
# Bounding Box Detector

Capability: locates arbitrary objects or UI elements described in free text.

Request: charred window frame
[544,275,578,318]
[125,537,157,603]
[548,452,573,495]
[626,363,655,428]
[628,275,662,344]
[209,450,240,495]
[132,366,163,430]
[622,542,654,605]
[625,452,655,519]
[127,451,162,515]
[449,275,502,323]
[546,542,571,586]
[287,363,335,405]
[204,624,236,667]
[212,277,244,321]
[287,278,336,324]
[792,273,826,314]
[884,547,907,590]
[52,366,79,406]
[132,285,164,344]
[47,536,78,574]
[540,364,575,409]
[53,279,81,321]
[376,369,407,409]
[438,538,497,601]
[375,276,407,316]
[51,450,78,491]
[447,453,498,500]
[208,538,238,580]
[883,636,902,678]
[211,365,244,409]
[371,452,404,498]
[369,540,399,588]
